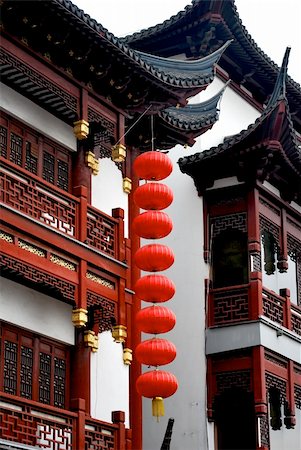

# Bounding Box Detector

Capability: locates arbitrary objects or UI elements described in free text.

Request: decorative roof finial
[266,47,291,108]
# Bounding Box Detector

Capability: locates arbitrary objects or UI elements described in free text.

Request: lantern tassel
[152,397,164,421]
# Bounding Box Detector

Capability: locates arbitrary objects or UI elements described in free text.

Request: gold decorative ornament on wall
[112,325,127,343]
[112,144,126,162]
[123,177,132,194]
[72,308,88,328]
[73,119,89,140]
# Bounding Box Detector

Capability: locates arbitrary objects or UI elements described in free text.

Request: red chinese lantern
[132,211,173,239]
[134,275,175,303]
[136,306,176,334]
[133,151,173,181]
[134,244,174,272]
[135,338,176,366]
[134,183,173,210]
[136,370,178,419]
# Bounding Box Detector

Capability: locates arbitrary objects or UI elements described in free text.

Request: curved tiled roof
[123,0,301,128]
[160,83,228,131]
[53,0,229,90]
[179,47,301,174]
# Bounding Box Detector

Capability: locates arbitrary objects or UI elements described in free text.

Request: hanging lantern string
[151,114,155,152]
[114,104,152,146]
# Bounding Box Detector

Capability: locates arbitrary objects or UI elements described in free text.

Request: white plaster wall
[91,158,129,238]
[189,77,261,151]
[90,331,129,427]
[0,277,74,344]
[269,405,301,450]
[0,83,76,151]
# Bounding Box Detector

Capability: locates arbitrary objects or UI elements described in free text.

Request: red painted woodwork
[132,211,173,239]
[0,392,130,450]
[136,305,176,334]
[1,111,72,192]
[133,151,173,181]
[252,347,267,416]
[70,330,91,414]
[135,338,176,366]
[0,158,123,261]
[136,370,178,398]
[134,244,174,272]
[133,182,173,210]
[128,147,142,450]
[0,322,70,409]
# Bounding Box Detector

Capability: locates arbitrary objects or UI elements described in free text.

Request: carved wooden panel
[213,286,249,324]
[0,254,76,303]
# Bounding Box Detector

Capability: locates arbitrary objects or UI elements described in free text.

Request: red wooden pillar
[277,208,288,272]
[248,188,263,320]
[207,356,216,422]
[70,330,91,414]
[128,147,142,450]
[73,185,88,243]
[72,141,91,203]
[285,360,296,428]
[112,410,126,450]
[112,207,125,262]
[252,346,268,450]
[280,288,292,331]
[71,398,86,450]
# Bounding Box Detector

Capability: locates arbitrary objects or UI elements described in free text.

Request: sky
[73,0,301,85]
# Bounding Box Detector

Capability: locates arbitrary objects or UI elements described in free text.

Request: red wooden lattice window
[0,112,71,192]
[0,322,70,409]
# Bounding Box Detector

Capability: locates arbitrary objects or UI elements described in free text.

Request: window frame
[0,322,70,409]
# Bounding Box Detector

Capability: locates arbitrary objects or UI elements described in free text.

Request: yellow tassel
[152,397,164,422]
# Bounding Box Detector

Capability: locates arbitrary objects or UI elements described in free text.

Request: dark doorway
[212,230,248,288]
[215,389,256,450]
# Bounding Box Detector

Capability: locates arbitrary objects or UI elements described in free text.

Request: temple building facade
[0,1,300,450]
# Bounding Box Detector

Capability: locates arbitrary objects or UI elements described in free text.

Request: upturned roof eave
[123,0,301,110]
[52,0,229,91]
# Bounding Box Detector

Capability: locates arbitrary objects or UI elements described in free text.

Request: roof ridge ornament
[265,47,291,109]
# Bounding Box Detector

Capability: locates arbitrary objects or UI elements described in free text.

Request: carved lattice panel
[211,213,247,238]
[216,370,251,393]
[0,167,77,236]
[291,310,301,336]
[262,290,284,325]
[54,357,66,409]
[39,352,51,405]
[86,208,116,257]
[265,373,287,403]
[3,340,17,395]
[85,421,115,450]
[295,385,301,409]
[0,404,73,449]
[213,287,249,324]
[260,413,270,448]
[20,345,33,399]
[0,254,76,303]
[87,291,116,333]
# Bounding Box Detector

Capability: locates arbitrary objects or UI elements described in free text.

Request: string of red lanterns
[133,150,178,420]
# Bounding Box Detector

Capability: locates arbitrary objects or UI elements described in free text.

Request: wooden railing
[0,159,124,260]
[262,287,301,336]
[0,393,131,450]
[207,282,301,337]
[208,284,249,326]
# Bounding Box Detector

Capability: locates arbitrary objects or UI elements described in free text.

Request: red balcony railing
[208,284,249,326]
[0,393,131,450]
[262,287,301,336]
[207,282,301,337]
[0,159,124,260]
